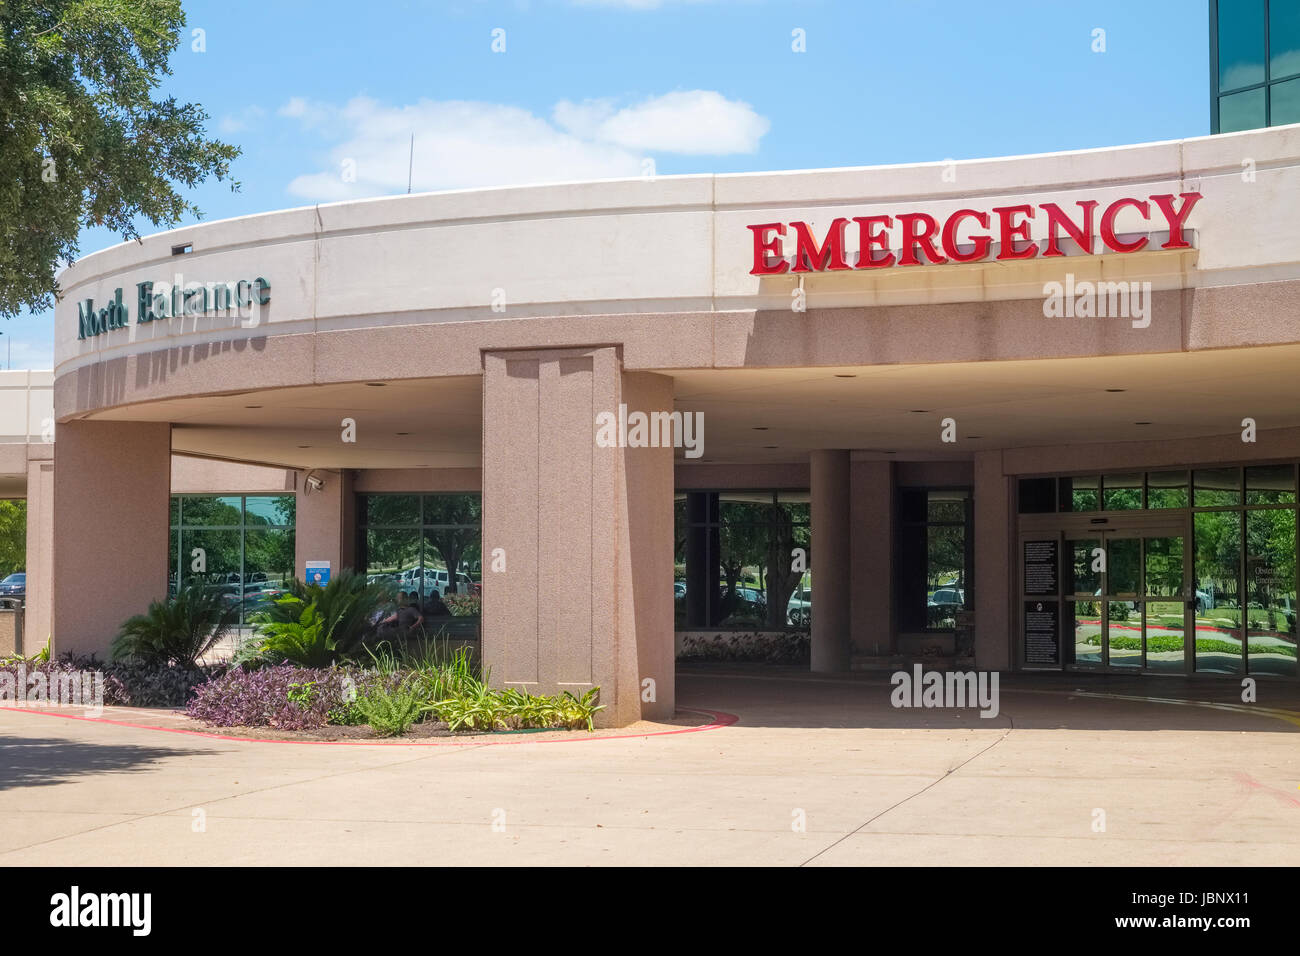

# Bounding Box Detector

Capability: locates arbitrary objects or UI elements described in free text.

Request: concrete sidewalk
[0,666,1296,866]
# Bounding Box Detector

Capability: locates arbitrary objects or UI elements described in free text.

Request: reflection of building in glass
[1211,0,1300,132]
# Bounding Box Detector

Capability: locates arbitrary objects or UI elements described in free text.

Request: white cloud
[554,91,768,155]
[218,105,266,135]
[282,92,769,201]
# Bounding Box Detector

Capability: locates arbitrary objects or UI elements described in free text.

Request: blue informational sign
[305,561,331,587]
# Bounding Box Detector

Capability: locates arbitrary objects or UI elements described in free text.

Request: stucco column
[810,449,851,672]
[850,459,893,658]
[23,447,54,653]
[973,450,1012,670]
[294,469,356,582]
[53,422,171,658]
[481,347,673,726]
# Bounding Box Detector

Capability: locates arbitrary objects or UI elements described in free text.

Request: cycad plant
[112,582,239,668]
[242,569,391,666]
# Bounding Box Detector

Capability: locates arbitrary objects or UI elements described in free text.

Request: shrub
[112,582,238,668]
[351,676,426,737]
[677,631,810,665]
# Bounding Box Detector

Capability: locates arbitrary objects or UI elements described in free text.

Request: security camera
[305,473,325,492]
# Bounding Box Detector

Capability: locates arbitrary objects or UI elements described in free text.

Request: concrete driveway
[0,666,1297,866]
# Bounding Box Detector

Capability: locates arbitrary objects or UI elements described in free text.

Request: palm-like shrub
[242,569,391,666]
[112,583,239,668]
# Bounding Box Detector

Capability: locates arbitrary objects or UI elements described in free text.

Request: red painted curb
[0,705,739,747]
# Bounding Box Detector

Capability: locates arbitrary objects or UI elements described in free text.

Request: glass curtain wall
[1212,0,1300,131]
[674,491,811,630]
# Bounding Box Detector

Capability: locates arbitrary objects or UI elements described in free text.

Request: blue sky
[17,0,1209,368]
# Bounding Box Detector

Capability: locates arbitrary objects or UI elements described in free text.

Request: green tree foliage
[112,580,238,668]
[0,0,240,316]
[0,499,26,576]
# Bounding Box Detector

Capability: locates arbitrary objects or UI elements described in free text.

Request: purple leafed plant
[186,665,379,730]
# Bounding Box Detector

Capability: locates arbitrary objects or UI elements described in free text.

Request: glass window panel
[1108,538,1140,596]
[1245,463,1296,504]
[927,489,968,523]
[1195,510,1243,674]
[768,497,812,630]
[1145,601,1186,674]
[364,494,420,526]
[168,529,179,597]
[242,528,295,621]
[1270,0,1300,79]
[1108,600,1142,668]
[179,527,243,613]
[926,524,967,629]
[1069,601,1103,665]
[1146,470,1189,509]
[422,528,480,636]
[1060,476,1100,513]
[1218,0,1266,90]
[170,497,180,527]
[1219,87,1267,132]
[1245,509,1297,676]
[1070,538,1102,595]
[1194,468,1242,507]
[718,511,769,629]
[1144,535,1186,674]
[1271,76,1300,125]
[1144,536,1184,598]
[1018,477,1056,514]
[422,493,481,527]
[180,495,243,526]
[244,494,295,526]
[1103,473,1142,511]
[363,529,421,590]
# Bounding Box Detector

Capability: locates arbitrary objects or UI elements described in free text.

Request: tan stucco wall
[52,422,170,658]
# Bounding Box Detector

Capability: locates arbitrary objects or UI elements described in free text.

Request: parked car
[0,571,24,608]
[787,590,811,626]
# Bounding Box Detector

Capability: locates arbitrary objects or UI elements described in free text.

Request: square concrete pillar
[294,469,356,581]
[973,450,1012,670]
[481,348,674,726]
[810,449,851,672]
[53,422,171,659]
[23,450,54,653]
[850,459,893,658]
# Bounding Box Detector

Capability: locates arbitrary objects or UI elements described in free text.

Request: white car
[787,591,811,626]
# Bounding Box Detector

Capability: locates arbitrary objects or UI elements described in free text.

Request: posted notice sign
[305,561,331,586]
[1024,600,1060,666]
[1023,540,1059,596]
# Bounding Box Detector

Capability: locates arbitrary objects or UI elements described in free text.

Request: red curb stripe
[0,705,738,747]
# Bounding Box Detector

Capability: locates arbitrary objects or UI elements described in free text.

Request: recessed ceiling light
[909,409,931,413]
[396,432,409,436]
[1134,421,1152,425]
[763,445,779,449]
[834,373,857,378]
[753,426,769,431]
[1105,388,1126,393]
[297,444,311,448]
[968,435,983,439]
[365,382,386,387]
[245,404,262,409]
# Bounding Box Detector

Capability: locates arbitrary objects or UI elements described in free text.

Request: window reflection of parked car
[674,581,686,599]
[928,587,965,608]
[787,591,811,626]
[0,571,24,608]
